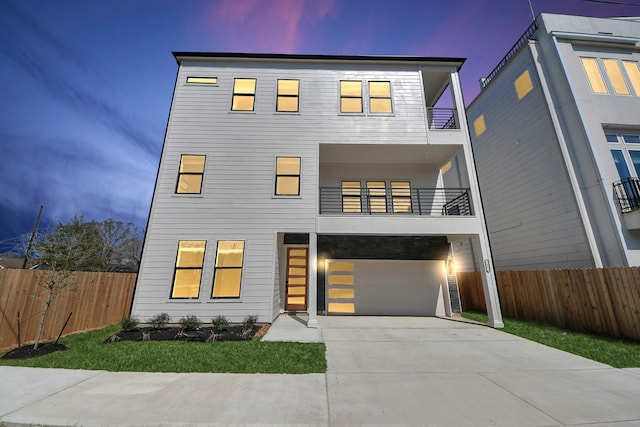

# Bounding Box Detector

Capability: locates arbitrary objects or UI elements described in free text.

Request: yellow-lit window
[623,61,640,96]
[581,58,608,94]
[369,81,392,113]
[212,240,244,298]
[340,81,363,113]
[603,59,630,95]
[277,79,299,112]
[275,157,301,195]
[341,181,362,212]
[171,240,206,299]
[176,155,205,194]
[391,181,412,213]
[473,115,486,137]
[186,76,218,85]
[232,78,256,111]
[515,70,533,100]
[440,161,452,174]
[367,181,387,213]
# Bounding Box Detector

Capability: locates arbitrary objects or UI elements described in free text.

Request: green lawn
[462,310,640,368]
[0,325,327,374]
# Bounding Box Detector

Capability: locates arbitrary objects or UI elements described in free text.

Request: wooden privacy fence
[0,268,136,351]
[457,268,640,340]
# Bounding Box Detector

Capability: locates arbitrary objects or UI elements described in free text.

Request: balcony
[427,108,459,130]
[613,178,640,230]
[319,187,472,216]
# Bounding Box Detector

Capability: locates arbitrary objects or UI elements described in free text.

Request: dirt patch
[105,323,270,344]
[2,343,68,360]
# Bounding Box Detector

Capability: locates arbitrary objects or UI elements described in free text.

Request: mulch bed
[2,343,68,360]
[105,323,270,344]
[1,324,270,360]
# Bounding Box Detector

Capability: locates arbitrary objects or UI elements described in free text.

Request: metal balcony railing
[319,187,472,216]
[613,177,640,213]
[426,108,459,130]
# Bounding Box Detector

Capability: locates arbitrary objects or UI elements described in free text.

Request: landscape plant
[179,315,201,331]
[120,315,139,331]
[212,315,230,332]
[242,315,258,332]
[149,313,171,329]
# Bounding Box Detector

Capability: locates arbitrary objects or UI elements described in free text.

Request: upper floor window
[607,131,640,180]
[171,240,206,299]
[514,70,533,100]
[275,157,301,196]
[176,155,206,194]
[232,78,256,111]
[340,81,363,113]
[369,81,392,113]
[277,79,299,112]
[212,240,245,298]
[623,61,640,96]
[580,58,608,94]
[603,59,630,96]
[186,76,218,85]
[473,115,486,137]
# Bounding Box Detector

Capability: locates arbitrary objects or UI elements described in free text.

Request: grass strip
[0,325,327,374]
[462,310,640,368]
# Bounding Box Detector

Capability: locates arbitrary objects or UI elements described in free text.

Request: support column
[307,232,318,328]
[476,235,504,328]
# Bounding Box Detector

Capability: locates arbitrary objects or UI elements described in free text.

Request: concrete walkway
[1,315,640,426]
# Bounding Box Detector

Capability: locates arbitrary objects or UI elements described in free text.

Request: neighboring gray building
[457,14,640,271]
[131,53,503,328]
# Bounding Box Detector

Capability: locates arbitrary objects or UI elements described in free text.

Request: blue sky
[1,0,639,251]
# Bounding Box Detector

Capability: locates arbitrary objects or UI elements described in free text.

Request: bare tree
[31,216,99,349]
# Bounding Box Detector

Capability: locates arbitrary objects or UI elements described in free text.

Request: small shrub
[149,313,171,329]
[179,315,201,331]
[243,315,258,331]
[212,315,230,332]
[120,315,139,331]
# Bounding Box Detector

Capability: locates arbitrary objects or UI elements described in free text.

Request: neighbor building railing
[613,177,640,213]
[319,187,472,216]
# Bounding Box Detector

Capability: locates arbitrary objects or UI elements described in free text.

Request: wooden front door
[285,247,308,311]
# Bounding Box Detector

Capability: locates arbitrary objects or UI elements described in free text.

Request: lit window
[473,115,486,137]
[441,161,452,174]
[603,59,630,95]
[275,157,301,195]
[367,181,387,213]
[391,181,412,213]
[580,58,608,94]
[212,240,244,298]
[340,81,363,113]
[277,79,299,112]
[186,76,218,85]
[341,181,362,212]
[623,61,640,96]
[369,81,392,113]
[515,70,533,99]
[171,241,206,299]
[176,155,205,194]
[232,78,256,111]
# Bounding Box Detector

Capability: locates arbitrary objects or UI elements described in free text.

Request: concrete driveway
[1,316,640,426]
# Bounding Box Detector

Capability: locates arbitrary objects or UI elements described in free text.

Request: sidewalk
[1,315,640,426]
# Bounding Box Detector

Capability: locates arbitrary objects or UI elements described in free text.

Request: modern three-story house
[130,52,503,328]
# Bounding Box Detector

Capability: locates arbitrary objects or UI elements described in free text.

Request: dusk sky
[1,0,639,252]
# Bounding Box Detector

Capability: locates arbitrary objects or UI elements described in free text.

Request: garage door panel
[327,259,445,316]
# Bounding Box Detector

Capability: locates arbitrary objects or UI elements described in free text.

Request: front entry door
[285,247,308,311]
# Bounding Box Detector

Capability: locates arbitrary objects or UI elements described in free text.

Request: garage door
[326,259,446,316]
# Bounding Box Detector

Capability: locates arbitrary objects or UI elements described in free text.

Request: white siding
[132,59,448,322]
